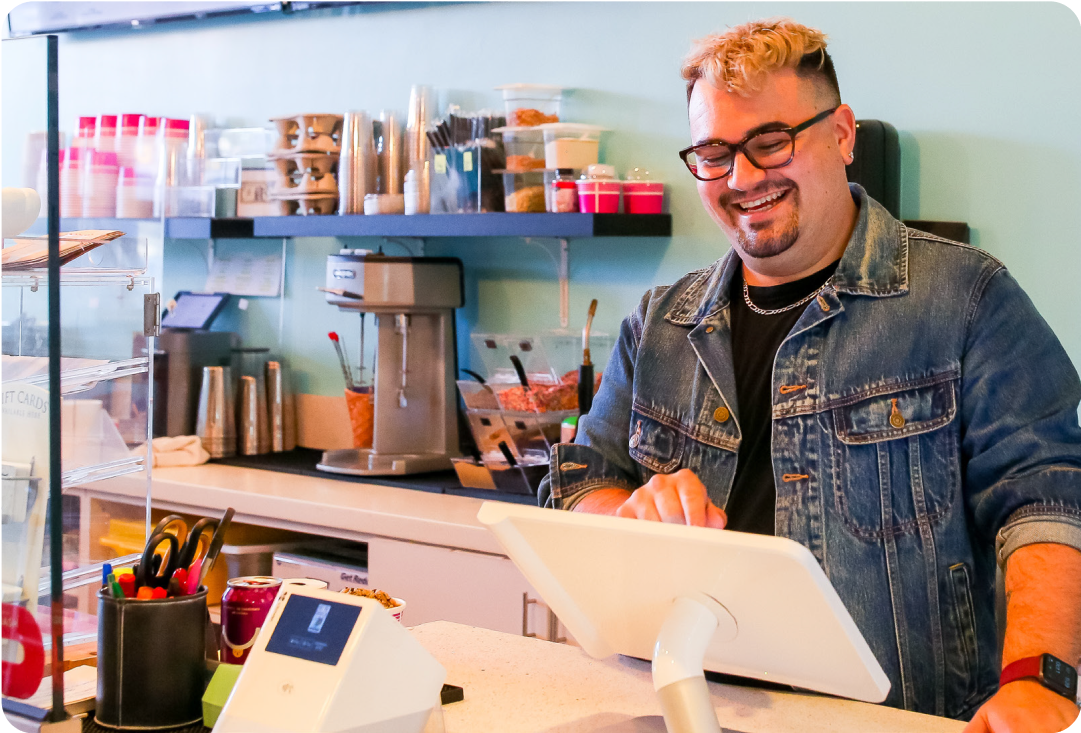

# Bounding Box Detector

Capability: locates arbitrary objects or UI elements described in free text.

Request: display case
[2,34,157,724]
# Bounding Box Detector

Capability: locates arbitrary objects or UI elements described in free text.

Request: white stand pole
[652,594,732,733]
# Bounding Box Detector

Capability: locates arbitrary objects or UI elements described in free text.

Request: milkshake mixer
[318,252,463,475]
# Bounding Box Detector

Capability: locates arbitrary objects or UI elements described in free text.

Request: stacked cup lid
[268,114,343,215]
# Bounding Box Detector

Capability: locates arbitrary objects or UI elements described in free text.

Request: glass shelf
[4,356,149,395]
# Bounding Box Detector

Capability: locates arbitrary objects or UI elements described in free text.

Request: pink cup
[576,179,622,213]
[623,181,665,214]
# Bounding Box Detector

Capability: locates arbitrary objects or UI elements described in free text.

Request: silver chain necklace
[742,280,828,316]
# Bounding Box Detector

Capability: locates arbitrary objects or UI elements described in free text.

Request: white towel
[152,436,210,468]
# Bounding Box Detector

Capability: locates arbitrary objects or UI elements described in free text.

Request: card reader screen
[265,595,361,666]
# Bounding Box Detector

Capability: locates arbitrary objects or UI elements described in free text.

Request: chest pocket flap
[835,375,957,445]
[628,407,685,473]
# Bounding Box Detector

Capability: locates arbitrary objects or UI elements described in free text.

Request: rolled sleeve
[996,504,1081,567]
[960,266,1081,543]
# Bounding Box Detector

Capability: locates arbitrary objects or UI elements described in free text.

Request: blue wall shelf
[54,214,671,240]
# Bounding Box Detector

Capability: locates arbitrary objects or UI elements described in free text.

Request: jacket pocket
[628,408,685,476]
[945,562,980,714]
[830,375,960,538]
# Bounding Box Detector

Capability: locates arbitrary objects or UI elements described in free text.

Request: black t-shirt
[725,260,840,535]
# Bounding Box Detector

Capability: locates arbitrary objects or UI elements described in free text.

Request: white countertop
[411,622,965,733]
[85,464,507,554]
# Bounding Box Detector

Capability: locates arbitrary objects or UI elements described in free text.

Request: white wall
[5,2,1080,395]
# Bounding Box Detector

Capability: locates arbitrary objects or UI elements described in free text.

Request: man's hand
[574,469,727,528]
[963,680,1078,733]
[965,543,1081,732]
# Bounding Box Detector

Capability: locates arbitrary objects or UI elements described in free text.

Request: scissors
[138,533,179,589]
[147,514,219,579]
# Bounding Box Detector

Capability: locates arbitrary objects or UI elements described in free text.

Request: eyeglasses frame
[678,106,840,181]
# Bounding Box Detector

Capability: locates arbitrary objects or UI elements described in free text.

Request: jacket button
[629,434,640,448]
[713,406,730,423]
[890,413,905,429]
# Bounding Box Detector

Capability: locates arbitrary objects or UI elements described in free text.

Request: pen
[102,562,113,588]
[110,578,125,600]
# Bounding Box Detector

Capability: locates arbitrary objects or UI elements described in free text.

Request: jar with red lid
[547,169,578,213]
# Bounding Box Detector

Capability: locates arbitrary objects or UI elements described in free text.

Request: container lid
[121,113,143,128]
[98,114,118,129]
[492,126,545,135]
[553,180,577,189]
[536,123,608,134]
[581,164,617,180]
[495,83,564,99]
[64,146,83,163]
[142,116,161,132]
[77,116,96,135]
[164,118,190,134]
[625,167,655,181]
[119,166,137,179]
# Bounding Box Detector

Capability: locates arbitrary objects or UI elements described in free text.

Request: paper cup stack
[268,114,343,215]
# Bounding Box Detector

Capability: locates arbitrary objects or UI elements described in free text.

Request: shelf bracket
[559,238,569,330]
[522,237,571,329]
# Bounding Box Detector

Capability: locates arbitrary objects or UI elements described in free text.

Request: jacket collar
[665,184,909,326]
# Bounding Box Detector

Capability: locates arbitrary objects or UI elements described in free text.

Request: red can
[220,576,282,664]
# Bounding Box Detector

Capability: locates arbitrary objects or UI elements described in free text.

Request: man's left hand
[964,680,1079,733]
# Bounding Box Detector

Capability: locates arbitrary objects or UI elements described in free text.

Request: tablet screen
[265,595,361,666]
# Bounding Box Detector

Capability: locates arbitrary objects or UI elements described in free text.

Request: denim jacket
[539,185,1081,718]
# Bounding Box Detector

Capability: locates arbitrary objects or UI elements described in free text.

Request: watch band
[1000,653,1080,704]
[1000,656,1044,687]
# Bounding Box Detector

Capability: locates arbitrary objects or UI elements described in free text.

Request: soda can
[220,576,282,664]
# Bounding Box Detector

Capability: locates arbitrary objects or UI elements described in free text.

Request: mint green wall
[42,2,1081,396]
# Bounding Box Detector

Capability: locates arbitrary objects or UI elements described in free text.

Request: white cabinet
[367,537,566,642]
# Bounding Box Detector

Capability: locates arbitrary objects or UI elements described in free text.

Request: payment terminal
[214,585,445,733]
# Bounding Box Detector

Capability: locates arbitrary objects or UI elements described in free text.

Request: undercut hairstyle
[681,18,841,106]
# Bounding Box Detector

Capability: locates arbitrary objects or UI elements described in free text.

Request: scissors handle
[139,533,179,589]
[177,518,217,571]
[151,514,187,539]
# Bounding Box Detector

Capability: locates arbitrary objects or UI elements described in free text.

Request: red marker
[173,568,189,596]
[118,573,136,598]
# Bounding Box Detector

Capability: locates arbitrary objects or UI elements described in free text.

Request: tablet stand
[653,594,737,733]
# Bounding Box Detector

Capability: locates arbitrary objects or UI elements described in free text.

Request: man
[538,18,1081,732]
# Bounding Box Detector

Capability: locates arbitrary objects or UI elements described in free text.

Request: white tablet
[477,502,890,703]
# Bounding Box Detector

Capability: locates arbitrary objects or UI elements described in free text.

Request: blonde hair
[681,18,839,101]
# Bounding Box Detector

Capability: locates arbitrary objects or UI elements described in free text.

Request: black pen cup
[95,587,208,730]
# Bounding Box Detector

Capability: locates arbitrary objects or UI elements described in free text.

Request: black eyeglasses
[679,107,838,181]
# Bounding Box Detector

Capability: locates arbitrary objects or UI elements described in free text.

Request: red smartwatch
[1000,654,1079,703]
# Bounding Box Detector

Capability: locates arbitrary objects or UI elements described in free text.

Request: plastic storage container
[538,123,606,169]
[501,170,546,212]
[495,127,546,171]
[576,164,622,214]
[495,84,563,127]
[623,167,664,214]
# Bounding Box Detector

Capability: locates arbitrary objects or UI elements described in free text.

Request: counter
[84,461,514,555]
[412,621,964,733]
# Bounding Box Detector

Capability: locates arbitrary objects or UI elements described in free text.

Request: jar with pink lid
[575,164,621,214]
[82,150,119,217]
[622,167,665,214]
[96,114,118,154]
